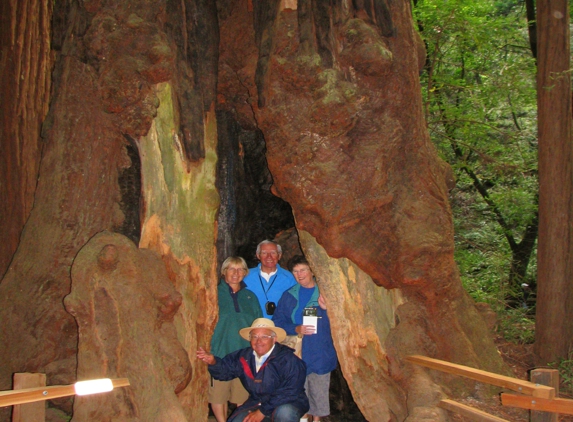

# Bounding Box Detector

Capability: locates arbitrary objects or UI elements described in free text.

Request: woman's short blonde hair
[221,256,249,277]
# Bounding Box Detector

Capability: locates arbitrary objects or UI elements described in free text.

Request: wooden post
[530,369,559,422]
[12,373,46,422]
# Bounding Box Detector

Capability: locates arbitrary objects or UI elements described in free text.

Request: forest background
[414,0,573,393]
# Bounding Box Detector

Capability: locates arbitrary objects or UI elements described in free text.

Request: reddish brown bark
[0,54,129,393]
[0,1,218,420]
[218,1,507,420]
[0,0,508,420]
[0,0,53,277]
[0,0,178,411]
[534,0,573,364]
[65,232,191,421]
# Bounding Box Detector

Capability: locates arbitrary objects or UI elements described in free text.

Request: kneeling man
[198,318,309,422]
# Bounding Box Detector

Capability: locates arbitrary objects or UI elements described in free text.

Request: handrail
[438,399,510,422]
[0,378,130,408]
[406,355,573,421]
[405,355,555,398]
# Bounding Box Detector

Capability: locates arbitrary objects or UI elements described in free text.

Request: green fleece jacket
[210,282,263,358]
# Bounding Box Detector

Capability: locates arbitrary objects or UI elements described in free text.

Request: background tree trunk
[534,0,573,364]
[0,0,53,278]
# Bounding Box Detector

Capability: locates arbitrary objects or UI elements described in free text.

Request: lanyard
[258,273,278,302]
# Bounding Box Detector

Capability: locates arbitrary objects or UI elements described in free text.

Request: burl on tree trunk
[64,232,192,421]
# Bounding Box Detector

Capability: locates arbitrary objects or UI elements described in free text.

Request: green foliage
[414,0,538,301]
[452,187,511,302]
[549,350,573,397]
[414,0,540,346]
[497,306,535,344]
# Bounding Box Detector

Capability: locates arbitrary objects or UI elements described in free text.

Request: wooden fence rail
[1,374,130,422]
[406,355,573,422]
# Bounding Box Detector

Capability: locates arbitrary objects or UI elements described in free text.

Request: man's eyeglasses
[249,334,275,340]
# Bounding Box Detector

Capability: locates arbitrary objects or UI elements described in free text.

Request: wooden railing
[406,355,573,422]
[1,373,130,422]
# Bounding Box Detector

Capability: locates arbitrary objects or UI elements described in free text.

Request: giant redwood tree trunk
[0,0,507,421]
[218,1,506,420]
[0,1,219,420]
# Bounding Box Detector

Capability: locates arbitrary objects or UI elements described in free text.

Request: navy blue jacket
[273,285,338,375]
[208,343,309,417]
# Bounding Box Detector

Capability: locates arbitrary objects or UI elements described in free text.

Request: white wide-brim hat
[239,318,287,343]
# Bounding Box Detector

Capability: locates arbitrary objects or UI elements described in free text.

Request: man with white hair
[243,240,297,319]
[197,318,309,422]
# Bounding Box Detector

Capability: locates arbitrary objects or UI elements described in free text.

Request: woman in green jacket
[209,256,263,422]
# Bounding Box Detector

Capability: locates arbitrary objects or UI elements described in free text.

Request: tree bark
[534,0,573,364]
[218,1,507,420]
[0,1,219,420]
[0,1,509,421]
[0,0,53,278]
